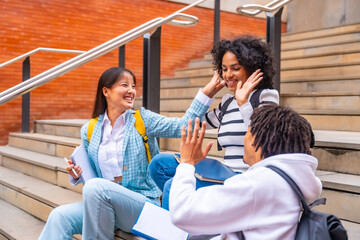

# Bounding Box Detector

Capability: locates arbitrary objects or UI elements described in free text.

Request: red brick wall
[0,0,286,145]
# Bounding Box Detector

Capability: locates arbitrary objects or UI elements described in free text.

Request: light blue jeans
[39,178,160,240]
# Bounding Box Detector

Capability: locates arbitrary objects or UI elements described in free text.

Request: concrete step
[34,119,86,139]
[315,170,360,224]
[0,166,82,222]
[8,132,80,158]
[341,220,360,240]
[161,74,213,88]
[281,23,360,43]
[282,52,360,70]
[0,145,82,193]
[0,198,45,240]
[0,165,142,240]
[160,86,230,99]
[281,77,360,93]
[282,41,360,60]
[280,92,360,111]
[282,32,360,51]
[299,110,360,132]
[159,97,222,112]
[282,64,360,80]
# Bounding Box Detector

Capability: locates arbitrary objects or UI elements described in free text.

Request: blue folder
[174,154,237,183]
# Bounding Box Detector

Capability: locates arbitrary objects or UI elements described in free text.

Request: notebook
[131,201,189,240]
[174,154,237,183]
[70,143,97,184]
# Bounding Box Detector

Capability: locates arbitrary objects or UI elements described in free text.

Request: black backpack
[267,165,348,240]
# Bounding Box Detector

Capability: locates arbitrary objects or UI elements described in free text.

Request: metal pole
[143,34,150,109]
[214,0,220,45]
[266,7,283,94]
[22,57,30,132]
[119,45,125,68]
[143,27,161,113]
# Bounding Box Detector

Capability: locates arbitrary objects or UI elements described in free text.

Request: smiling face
[221,51,250,93]
[102,71,136,115]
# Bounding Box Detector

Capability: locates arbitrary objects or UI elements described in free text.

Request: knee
[47,205,70,225]
[149,153,165,177]
[149,153,173,177]
[82,178,108,200]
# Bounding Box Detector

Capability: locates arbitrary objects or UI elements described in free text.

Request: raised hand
[235,69,263,106]
[201,71,226,98]
[180,118,213,166]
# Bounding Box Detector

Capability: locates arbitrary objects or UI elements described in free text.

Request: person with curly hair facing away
[170,104,321,240]
[149,35,279,209]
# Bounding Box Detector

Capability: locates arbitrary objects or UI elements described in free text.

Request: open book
[132,201,189,240]
[70,143,97,184]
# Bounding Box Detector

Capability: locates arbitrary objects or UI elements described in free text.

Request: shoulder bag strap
[133,110,152,163]
[249,89,264,109]
[217,97,234,151]
[266,165,311,213]
[87,117,99,142]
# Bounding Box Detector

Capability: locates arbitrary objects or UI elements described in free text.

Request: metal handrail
[0,0,207,105]
[0,48,85,69]
[236,0,292,16]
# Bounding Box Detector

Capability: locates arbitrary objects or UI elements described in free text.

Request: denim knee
[148,153,164,179]
[82,178,108,200]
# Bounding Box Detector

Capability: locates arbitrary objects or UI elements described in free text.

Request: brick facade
[0,0,286,145]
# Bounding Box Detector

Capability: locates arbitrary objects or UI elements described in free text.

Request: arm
[141,90,214,138]
[169,119,254,234]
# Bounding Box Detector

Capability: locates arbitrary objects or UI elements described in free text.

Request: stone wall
[287,0,360,32]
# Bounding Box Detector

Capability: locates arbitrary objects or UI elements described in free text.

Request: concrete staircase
[1,23,360,239]
[0,120,143,240]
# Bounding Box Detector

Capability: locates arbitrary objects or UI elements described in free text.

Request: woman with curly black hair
[149,35,279,210]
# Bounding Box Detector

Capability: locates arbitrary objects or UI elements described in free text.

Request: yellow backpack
[87,110,151,163]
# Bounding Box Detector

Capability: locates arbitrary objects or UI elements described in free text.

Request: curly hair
[249,103,312,158]
[210,35,275,89]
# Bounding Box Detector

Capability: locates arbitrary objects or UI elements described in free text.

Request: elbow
[170,208,190,229]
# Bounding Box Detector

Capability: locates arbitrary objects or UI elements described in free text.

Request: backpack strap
[217,97,234,151]
[87,117,99,142]
[133,110,152,163]
[249,89,265,109]
[266,165,326,213]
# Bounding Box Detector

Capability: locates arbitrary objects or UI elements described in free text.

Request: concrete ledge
[9,133,81,147]
[314,130,360,150]
[317,170,360,194]
[34,119,87,127]
[0,199,44,240]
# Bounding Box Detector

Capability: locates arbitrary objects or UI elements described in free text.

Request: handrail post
[266,7,283,94]
[142,27,161,113]
[214,0,220,45]
[22,57,30,132]
[119,45,125,68]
